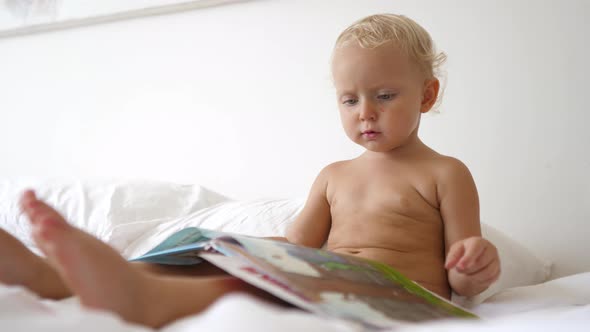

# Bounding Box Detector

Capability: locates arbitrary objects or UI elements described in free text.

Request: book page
[210,237,477,328]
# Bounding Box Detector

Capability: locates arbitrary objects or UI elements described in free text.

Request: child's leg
[0,226,233,298]
[0,227,71,299]
[20,191,282,327]
[132,260,228,278]
[140,274,276,327]
[1,199,230,300]
[0,226,230,299]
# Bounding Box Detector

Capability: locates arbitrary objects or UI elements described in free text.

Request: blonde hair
[335,14,446,81]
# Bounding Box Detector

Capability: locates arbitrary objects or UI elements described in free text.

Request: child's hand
[445,236,501,293]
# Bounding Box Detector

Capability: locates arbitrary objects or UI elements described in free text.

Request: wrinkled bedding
[0,179,588,331]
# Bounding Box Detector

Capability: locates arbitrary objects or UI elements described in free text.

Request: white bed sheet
[1,179,589,331]
[1,272,589,332]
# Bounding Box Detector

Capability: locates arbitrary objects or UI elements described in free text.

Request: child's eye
[378,93,396,100]
[342,99,358,106]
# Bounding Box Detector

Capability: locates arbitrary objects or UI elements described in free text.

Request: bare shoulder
[317,159,353,180]
[430,154,473,184]
[322,159,352,172]
[410,147,473,183]
[422,153,477,205]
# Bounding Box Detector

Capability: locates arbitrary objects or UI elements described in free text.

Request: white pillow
[0,177,229,253]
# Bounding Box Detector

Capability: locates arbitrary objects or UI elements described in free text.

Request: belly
[328,246,451,299]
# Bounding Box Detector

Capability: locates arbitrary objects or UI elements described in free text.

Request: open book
[131,227,477,329]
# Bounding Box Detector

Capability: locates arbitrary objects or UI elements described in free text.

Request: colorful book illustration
[131,227,477,329]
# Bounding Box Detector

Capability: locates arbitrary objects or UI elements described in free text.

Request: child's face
[332,42,437,153]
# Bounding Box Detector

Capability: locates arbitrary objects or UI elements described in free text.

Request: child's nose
[359,102,377,121]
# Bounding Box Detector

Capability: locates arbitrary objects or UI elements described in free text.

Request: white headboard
[1,0,588,278]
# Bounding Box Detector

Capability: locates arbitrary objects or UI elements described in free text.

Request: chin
[351,135,400,153]
[365,147,392,153]
[361,140,406,153]
[358,143,392,153]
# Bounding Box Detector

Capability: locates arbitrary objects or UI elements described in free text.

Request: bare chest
[325,167,445,258]
[328,168,440,226]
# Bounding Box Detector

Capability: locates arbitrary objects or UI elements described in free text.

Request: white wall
[1,0,589,278]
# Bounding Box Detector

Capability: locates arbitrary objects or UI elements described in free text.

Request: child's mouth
[362,131,380,139]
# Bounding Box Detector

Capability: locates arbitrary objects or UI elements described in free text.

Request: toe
[20,190,38,212]
[23,197,71,254]
[21,189,36,201]
[24,198,68,229]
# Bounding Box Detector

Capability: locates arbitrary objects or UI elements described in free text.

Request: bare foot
[20,190,150,324]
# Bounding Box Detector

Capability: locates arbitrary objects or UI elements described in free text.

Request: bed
[1,0,589,330]
[0,179,588,331]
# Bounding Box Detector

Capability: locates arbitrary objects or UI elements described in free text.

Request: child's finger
[470,259,501,284]
[456,239,486,270]
[445,242,465,269]
[462,245,498,274]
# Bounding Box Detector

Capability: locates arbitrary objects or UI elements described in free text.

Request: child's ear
[420,78,440,113]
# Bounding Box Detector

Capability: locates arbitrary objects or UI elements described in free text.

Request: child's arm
[284,166,332,248]
[437,158,501,297]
